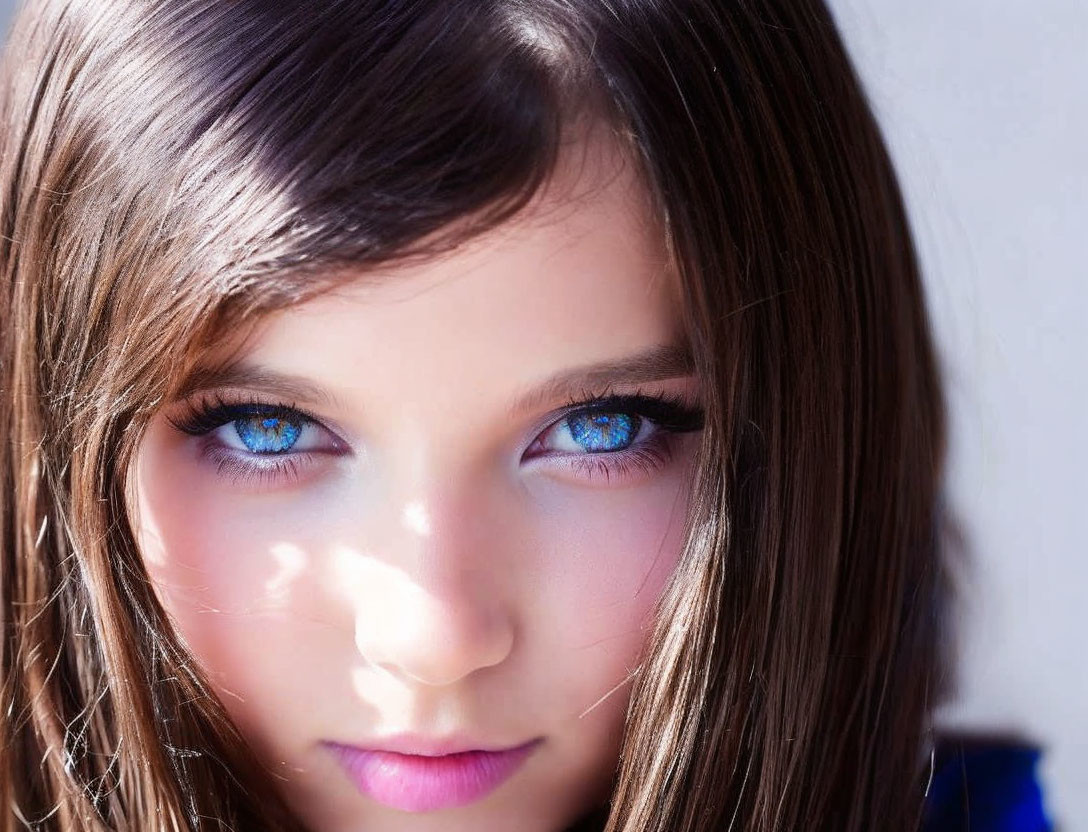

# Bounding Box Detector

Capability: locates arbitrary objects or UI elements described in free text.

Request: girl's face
[132,126,702,832]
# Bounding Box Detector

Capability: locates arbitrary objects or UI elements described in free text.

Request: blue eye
[168,398,345,489]
[235,415,303,454]
[565,412,641,453]
[169,391,703,488]
[526,393,704,482]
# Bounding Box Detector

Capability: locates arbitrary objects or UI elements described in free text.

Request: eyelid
[529,387,691,427]
[524,389,704,456]
[167,391,351,454]
[554,389,702,428]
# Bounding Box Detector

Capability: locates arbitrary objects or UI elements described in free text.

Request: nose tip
[353,581,515,688]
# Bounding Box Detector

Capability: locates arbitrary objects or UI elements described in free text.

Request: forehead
[233,124,683,416]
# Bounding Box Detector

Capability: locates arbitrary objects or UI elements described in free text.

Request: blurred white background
[825,1,1087,826]
[1,0,1084,826]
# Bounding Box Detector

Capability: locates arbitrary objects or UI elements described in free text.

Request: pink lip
[324,737,542,812]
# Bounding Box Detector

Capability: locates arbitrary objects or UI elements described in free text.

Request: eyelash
[538,389,704,483]
[168,394,331,487]
[168,389,704,487]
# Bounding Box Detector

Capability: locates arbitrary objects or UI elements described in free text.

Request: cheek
[136,452,313,613]
[131,433,343,719]
[526,463,693,713]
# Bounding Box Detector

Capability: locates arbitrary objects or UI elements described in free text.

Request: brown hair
[0,1,949,830]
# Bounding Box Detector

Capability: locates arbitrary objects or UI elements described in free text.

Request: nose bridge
[348,451,517,688]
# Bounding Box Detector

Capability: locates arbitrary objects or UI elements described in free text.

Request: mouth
[323,737,543,812]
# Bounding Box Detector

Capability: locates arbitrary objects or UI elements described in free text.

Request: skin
[131,122,702,832]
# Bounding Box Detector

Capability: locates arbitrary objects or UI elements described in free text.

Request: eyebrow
[507,342,695,417]
[175,342,695,416]
[175,364,343,408]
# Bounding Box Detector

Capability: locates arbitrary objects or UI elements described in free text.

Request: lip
[324,736,542,812]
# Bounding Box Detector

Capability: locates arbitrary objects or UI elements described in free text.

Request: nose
[345,490,517,688]
[354,580,515,688]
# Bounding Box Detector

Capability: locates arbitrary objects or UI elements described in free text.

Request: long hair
[0,1,949,830]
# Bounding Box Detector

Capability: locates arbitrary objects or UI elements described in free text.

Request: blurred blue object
[924,736,1052,831]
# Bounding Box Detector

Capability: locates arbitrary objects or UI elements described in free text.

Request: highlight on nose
[358,597,515,688]
[331,544,515,687]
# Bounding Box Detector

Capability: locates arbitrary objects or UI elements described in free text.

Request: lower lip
[325,739,541,812]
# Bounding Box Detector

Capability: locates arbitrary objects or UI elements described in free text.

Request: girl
[0,1,949,830]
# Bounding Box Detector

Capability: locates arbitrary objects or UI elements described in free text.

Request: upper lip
[324,734,540,757]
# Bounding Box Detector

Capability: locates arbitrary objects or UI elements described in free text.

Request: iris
[235,416,302,454]
[566,412,640,453]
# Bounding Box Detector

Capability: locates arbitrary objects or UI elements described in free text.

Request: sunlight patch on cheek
[401,500,431,536]
[136,512,169,568]
[330,544,391,597]
[132,475,168,568]
[329,544,418,642]
[349,665,411,721]
[333,545,431,711]
[265,541,309,601]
